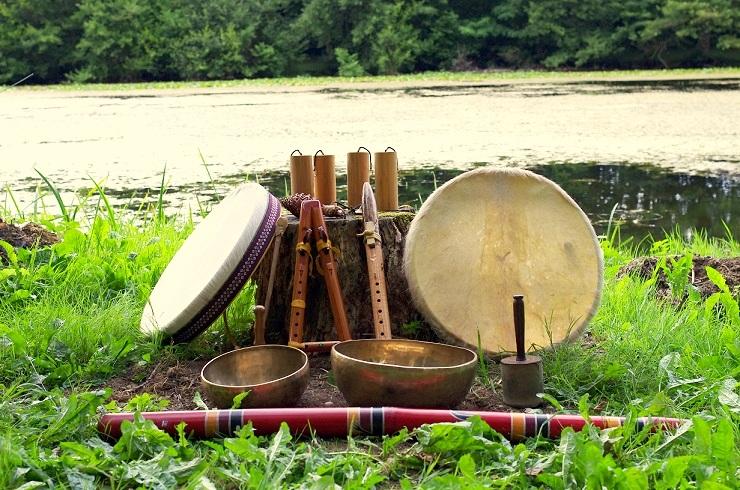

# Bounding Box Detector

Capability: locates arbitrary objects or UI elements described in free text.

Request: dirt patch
[618,255,740,299]
[106,360,209,411]
[0,219,59,262]
[104,354,532,413]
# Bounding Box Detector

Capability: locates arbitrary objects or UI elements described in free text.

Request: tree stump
[253,212,432,344]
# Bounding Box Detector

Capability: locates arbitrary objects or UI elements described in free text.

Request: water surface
[1,77,738,240]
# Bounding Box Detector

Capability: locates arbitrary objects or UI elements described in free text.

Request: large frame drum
[403,168,603,355]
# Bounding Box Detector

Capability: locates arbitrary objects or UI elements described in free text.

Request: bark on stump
[253,212,432,344]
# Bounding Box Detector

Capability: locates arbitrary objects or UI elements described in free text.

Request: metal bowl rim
[201,344,309,389]
[331,339,478,371]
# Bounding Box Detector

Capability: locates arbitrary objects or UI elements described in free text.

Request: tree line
[1,0,738,84]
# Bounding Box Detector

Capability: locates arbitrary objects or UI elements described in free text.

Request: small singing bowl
[331,339,477,408]
[201,345,309,409]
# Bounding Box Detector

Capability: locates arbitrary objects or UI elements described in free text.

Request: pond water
[232,164,738,240]
[1,77,738,241]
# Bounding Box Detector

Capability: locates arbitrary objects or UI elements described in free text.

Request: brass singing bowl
[201,345,309,408]
[331,339,477,408]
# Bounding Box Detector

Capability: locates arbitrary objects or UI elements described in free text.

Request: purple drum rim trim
[172,194,281,343]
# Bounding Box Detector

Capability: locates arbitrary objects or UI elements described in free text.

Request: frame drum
[141,183,281,342]
[403,168,603,354]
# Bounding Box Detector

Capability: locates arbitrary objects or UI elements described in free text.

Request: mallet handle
[288,340,341,353]
[253,306,266,345]
[513,295,526,361]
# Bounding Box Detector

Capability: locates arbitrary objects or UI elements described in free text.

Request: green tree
[72,0,161,82]
[370,2,421,74]
[407,0,461,71]
[640,0,740,66]
[335,47,365,76]
[2,0,739,83]
[162,0,259,80]
[295,0,371,74]
[0,0,81,84]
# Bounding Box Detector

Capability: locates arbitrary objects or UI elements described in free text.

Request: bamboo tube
[374,148,399,211]
[289,151,314,196]
[313,151,336,204]
[346,147,371,208]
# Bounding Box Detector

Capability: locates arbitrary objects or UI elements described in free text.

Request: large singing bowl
[331,339,477,408]
[201,345,309,408]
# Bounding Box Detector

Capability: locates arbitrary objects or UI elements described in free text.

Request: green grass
[1,183,739,488]
[7,67,740,92]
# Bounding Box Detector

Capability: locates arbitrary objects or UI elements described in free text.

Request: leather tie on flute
[362,182,392,339]
[99,407,686,441]
[374,147,399,211]
[289,150,314,196]
[314,150,336,204]
[347,147,371,208]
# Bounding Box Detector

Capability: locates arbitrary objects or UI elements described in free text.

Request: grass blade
[88,176,117,229]
[35,169,70,222]
[198,149,220,203]
[157,164,168,224]
[4,184,24,219]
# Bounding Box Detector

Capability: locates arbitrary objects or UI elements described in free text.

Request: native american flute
[361,183,392,339]
[287,200,313,348]
[98,407,685,441]
[310,203,351,341]
[288,200,351,351]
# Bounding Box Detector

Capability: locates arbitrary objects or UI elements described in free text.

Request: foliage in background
[1,0,738,84]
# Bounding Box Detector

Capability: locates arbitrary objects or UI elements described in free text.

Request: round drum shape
[403,167,603,355]
[331,339,477,407]
[201,345,309,408]
[140,183,280,343]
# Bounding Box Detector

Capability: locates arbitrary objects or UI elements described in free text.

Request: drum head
[403,168,603,354]
[141,183,280,342]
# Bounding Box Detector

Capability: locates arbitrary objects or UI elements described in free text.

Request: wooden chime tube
[374,148,398,211]
[314,151,337,204]
[347,148,371,208]
[290,151,315,196]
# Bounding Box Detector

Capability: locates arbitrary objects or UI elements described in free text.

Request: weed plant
[0,182,738,488]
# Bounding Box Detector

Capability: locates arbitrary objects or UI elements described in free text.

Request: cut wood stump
[253,211,433,344]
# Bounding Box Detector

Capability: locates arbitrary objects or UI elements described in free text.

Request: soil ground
[106,354,518,413]
[618,255,740,298]
[0,219,59,262]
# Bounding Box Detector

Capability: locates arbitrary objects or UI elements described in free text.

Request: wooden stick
[287,340,341,353]
[253,306,266,345]
[254,217,287,345]
[264,216,288,319]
